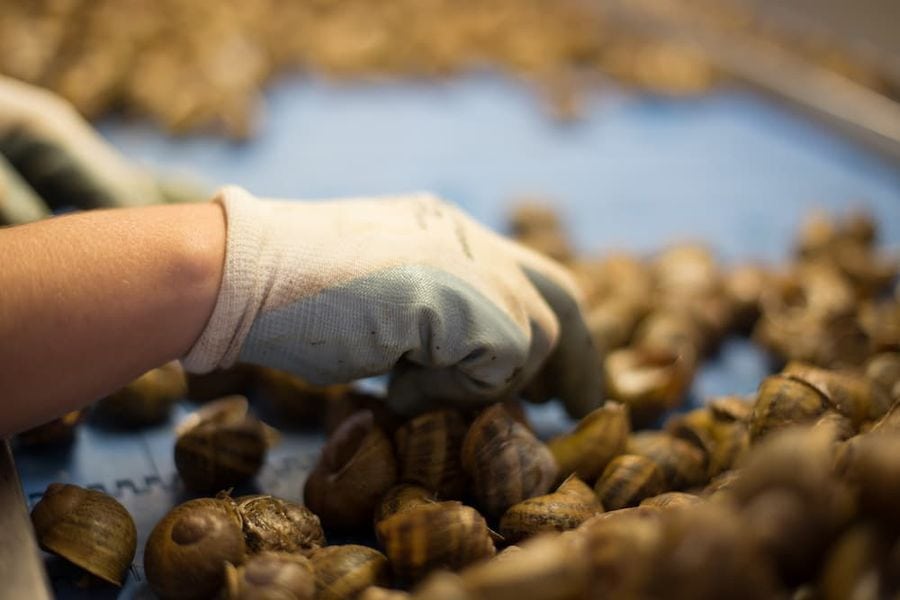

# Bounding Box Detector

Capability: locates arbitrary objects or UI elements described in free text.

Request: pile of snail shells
[144,493,327,599]
[30,483,137,586]
[92,361,187,427]
[174,395,279,493]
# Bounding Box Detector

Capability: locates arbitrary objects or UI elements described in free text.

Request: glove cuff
[182,185,268,373]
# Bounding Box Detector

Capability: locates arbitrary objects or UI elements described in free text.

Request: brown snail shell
[30,483,136,586]
[310,545,390,600]
[783,361,892,428]
[224,551,315,600]
[394,409,467,499]
[812,410,856,441]
[586,296,647,352]
[547,401,629,483]
[648,502,781,600]
[325,390,402,436]
[144,497,246,599]
[255,366,349,426]
[93,361,186,427]
[174,395,279,493]
[458,533,591,600]
[186,364,256,403]
[580,503,662,599]
[594,454,665,511]
[838,432,900,528]
[632,309,705,362]
[871,399,900,434]
[626,431,708,490]
[749,375,828,440]
[377,500,496,582]
[603,346,692,428]
[499,476,602,543]
[508,201,563,239]
[706,420,749,478]
[461,404,558,517]
[358,587,411,600]
[639,491,704,509]
[819,524,894,600]
[233,494,325,555]
[374,484,434,525]
[16,409,83,448]
[725,263,769,331]
[708,395,753,423]
[866,352,900,403]
[664,407,715,455]
[304,410,398,530]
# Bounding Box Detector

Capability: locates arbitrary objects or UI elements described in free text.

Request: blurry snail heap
[0,0,890,138]
[26,203,900,599]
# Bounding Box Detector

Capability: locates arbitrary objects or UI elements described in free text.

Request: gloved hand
[0,76,204,226]
[184,186,604,417]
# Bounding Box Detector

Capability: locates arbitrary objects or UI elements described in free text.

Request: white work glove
[184,186,603,417]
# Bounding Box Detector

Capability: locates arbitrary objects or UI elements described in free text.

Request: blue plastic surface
[16,74,900,598]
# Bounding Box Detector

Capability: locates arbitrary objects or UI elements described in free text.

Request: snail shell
[626,431,708,490]
[820,524,893,600]
[838,432,900,528]
[594,454,665,511]
[174,395,279,493]
[304,410,398,530]
[725,264,769,331]
[871,399,900,434]
[499,476,602,543]
[233,495,325,555]
[224,551,315,600]
[16,409,83,447]
[664,407,715,455]
[706,420,749,478]
[865,352,900,403]
[374,484,434,525]
[632,309,705,363]
[30,483,136,586]
[603,346,692,428]
[255,366,348,426]
[144,497,246,599]
[394,409,467,499]
[186,364,256,403]
[310,545,390,600]
[639,491,704,509]
[750,375,828,440]
[547,401,629,483]
[708,395,753,423]
[461,404,558,517]
[93,361,186,427]
[783,361,891,428]
[359,587,411,600]
[377,500,496,582]
[458,533,591,600]
[586,296,647,352]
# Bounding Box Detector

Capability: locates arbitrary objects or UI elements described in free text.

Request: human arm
[0,202,225,436]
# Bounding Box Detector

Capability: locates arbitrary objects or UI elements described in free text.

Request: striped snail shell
[30,483,136,586]
[224,551,315,600]
[461,404,558,517]
[594,454,665,511]
[394,409,467,499]
[750,375,827,440]
[144,497,246,600]
[626,431,708,490]
[376,500,495,582]
[374,484,434,526]
[174,395,279,493]
[639,491,704,510]
[783,361,891,428]
[499,476,602,543]
[304,410,398,530]
[310,545,390,600]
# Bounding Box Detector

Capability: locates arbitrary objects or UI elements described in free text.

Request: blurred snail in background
[461,403,558,517]
[144,497,246,600]
[310,545,390,600]
[224,552,315,600]
[93,361,186,427]
[174,395,279,493]
[749,375,827,440]
[377,500,495,581]
[603,346,692,428]
[499,476,602,543]
[232,494,325,555]
[626,431,708,490]
[304,410,398,530]
[30,483,136,586]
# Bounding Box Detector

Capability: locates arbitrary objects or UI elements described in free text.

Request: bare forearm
[0,202,225,435]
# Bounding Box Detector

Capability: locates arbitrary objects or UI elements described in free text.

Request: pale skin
[0,202,226,436]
